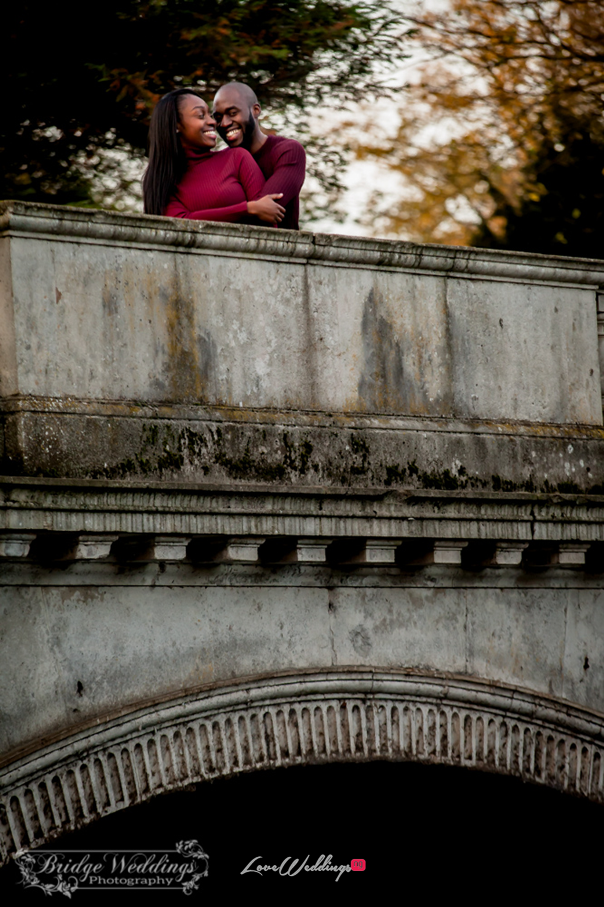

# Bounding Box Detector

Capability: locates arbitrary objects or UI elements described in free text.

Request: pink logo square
[351,859,366,871]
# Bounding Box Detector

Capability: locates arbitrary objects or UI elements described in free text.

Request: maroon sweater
[164,146,265,221]
[253,135,306,230]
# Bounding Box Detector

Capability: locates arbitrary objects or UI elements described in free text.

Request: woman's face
[177,95,217,151]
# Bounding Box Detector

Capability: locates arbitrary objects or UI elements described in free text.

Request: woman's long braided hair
[142,88,201,216]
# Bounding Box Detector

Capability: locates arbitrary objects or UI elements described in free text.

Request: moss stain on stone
[211,430,316,482]
[384,464,407,486]
[349,432,370,477]
[492,474,536,493]
[10,407,603,497]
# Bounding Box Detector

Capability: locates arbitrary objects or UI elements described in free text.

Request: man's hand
[247,194,285,225]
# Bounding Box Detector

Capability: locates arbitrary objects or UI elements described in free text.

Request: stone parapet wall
[1,202,603,490]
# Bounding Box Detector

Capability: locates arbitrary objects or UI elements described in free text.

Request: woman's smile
[178,96,217,150]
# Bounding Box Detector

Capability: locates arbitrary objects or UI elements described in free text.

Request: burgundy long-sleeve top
[253,135,306,230]
[164,146,265,221]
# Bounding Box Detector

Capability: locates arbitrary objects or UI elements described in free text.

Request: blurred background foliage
[5,0,407,219]
[354,0,604,257]
[6,0,604,255]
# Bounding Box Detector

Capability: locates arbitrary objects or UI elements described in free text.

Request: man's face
[213,90,257,150]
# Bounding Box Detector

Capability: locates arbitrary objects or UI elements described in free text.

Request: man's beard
[239,111,256,150]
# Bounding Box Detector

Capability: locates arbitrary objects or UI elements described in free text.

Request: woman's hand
[247,194,285,225]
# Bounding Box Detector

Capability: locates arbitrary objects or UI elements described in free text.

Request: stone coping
[4,394,604,437]
[3,471,604,503]
[2,199,604,285]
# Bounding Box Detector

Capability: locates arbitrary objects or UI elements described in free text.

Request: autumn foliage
[355,0,604,257]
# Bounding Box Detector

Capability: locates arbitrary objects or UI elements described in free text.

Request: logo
[241,854,357,881]
[351,858,366,871]
[15,840,209,896]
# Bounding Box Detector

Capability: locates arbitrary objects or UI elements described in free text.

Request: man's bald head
[214,82,259,109]
[212,82,264,152]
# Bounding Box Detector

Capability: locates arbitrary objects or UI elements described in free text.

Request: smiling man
[212,82,306,230]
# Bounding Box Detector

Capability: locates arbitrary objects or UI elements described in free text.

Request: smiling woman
[142,89,285,225]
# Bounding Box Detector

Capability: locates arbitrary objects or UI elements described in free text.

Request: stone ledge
[3,408,604,493]
[2,476,604,547]
[6,394,604,434]
[3,472,604,502]
[3,200,604,285]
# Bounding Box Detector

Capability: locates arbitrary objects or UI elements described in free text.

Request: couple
[142,82,305,230]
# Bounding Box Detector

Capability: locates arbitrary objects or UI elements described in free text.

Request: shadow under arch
[2,668,604,864]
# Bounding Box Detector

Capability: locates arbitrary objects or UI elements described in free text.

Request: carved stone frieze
[2,670,604,865]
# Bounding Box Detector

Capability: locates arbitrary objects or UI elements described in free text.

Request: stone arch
[2,668,604,864]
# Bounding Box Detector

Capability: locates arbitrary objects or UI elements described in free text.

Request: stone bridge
[1,200,604,864]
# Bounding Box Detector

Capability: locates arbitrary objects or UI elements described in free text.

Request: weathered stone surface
[0,533,35,558]
[1,201,603,490]
[2,477,604,541]
[1,202,604,863]
[598,293,604,398]
[2,580,604,763]
[3,404,604,494]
